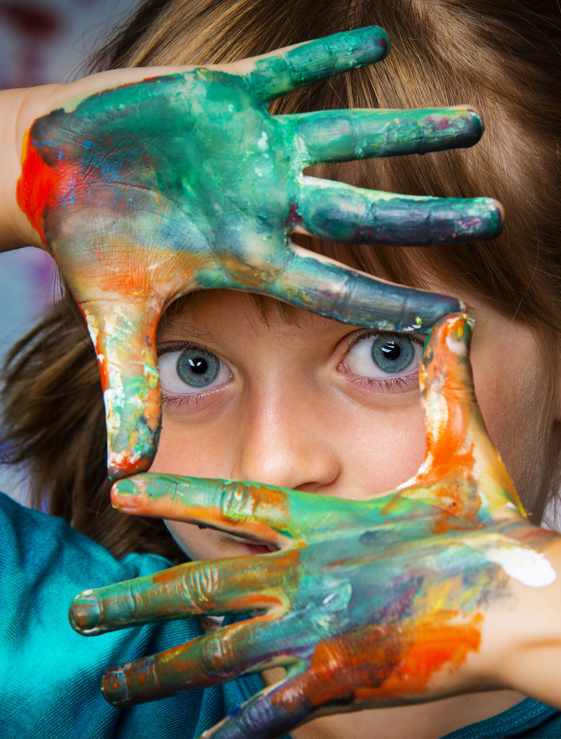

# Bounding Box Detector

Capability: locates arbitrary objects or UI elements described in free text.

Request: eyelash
[161,390,219,409]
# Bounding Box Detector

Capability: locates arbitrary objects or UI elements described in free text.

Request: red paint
[16,130,60,245]
[108,453,153,479]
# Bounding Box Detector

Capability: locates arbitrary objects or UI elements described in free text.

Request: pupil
[371,335,414,374]
[189,357,208,375]
[381,341,400,360]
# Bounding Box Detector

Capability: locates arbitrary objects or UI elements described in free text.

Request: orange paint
[274,611,482,712]
[16,129,63,245]
[375,612,483,696]
[227,593,284,611]
[96,258,152,295]
[421,326,473,477]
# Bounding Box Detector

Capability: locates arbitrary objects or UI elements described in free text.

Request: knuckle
[215,481,257,523]
[236,696,280,735]
[199,632,238,678]
[180,561,222,612]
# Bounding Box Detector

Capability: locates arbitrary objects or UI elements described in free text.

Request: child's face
[151,286,553,561]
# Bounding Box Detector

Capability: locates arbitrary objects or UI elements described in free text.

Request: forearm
[0,84,62,252]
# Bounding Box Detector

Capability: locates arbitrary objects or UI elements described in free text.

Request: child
[1,1,561,737]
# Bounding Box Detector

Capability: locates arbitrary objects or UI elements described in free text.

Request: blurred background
[0,0,141,501]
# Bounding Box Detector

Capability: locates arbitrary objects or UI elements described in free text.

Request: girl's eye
[343,332,423,385]
[158,345,232,395]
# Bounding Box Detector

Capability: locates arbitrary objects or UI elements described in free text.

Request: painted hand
[69,314,554,739]
[16,27,503,478]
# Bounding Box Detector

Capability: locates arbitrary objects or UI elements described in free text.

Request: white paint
[484,544,557,588]
[257,132,269,151]
[446,334,467,356]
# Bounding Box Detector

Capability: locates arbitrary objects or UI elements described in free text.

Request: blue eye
[158,345,232,394]
[176,349,219,387]
[371,336,415,374]
[345,332,422,379]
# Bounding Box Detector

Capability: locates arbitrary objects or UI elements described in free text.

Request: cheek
[150,414,234,478]
[335,401,427,497]
[470,326,551,507]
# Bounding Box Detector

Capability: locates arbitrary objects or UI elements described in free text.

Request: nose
[230,384,340,493]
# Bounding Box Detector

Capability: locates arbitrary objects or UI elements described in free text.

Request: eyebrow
[157,321,219,344]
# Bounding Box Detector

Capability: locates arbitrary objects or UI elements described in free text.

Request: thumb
[416,312,525,519]
[419,312,477,471]
[80,298,163,480]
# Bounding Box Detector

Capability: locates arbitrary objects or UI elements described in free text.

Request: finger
[201,675,311,739]
[101,617,299,707]
[245,27,389,102]
[296,177,505,246]
[69,549,297,635]
[203,632,366,739]
[418,312,487,468]
[287,106,483,166]
[80,298,163,480]
[111,473,363,546]
[263,245,460,331]
[414,313,525,517]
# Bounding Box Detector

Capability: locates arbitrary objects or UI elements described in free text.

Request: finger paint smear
[69,312,556,739]
[17,28,503,477]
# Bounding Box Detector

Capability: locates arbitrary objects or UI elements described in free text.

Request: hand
[69,313,557,739]
[15,27,503,478]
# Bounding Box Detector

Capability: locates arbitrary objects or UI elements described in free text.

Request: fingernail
[102,667,130,705]
[69,591,102,633]
[113,478,137,496]
[444,314,472,355]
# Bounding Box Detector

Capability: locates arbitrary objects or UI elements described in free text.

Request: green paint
[68,314,556,738]
[19,26,503,478]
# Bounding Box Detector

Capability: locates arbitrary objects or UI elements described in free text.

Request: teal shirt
[0,492,559,739]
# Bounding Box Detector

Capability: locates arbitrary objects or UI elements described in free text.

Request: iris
[176,349,220,388]
[371,336,415,374]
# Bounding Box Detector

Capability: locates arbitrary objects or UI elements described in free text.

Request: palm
[69,314,554,739]
[31,71,293,300]
[17,27,503,478]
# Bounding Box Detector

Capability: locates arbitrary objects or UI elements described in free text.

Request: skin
[150,290,553,561]
[13,27,504,479]
[9,25,535,738]
[69,291,561,739]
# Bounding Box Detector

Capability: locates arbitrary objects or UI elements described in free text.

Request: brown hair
[2,0,560,558]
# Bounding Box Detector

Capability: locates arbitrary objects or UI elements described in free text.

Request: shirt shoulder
[441,697,561,738]
[0,490,171,588]
[0,491,210,738]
